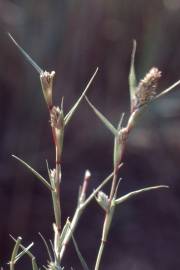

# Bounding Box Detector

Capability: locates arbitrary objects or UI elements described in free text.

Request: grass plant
[3,34,180,270]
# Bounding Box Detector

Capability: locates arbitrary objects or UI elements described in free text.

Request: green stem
[59,206,83,261]
[55,162,61,232]
[94,170,118,270]
[51,188,61,232]
[94,241,105,270]
[95,131,127,270]
[94,203,115,270]
[10,237,22,270]
[59,168,118,262]
[109,168,118,202]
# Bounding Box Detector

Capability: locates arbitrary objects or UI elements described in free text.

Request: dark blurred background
[1,0,180,269]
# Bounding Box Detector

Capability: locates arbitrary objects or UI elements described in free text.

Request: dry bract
[40,71,55,108]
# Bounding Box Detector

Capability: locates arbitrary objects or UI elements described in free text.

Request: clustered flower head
[133,67,162,110]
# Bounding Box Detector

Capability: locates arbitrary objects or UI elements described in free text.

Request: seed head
[133,67,162,110]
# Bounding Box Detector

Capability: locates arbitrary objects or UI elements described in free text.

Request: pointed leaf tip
[64,67,98,125]
[85,96,118,136]
[115,185,169,205]
[8,33,43,74]
[12,154,52,191]
[129,39,137,109]
[69,223,90,270]
[155,78,180,100]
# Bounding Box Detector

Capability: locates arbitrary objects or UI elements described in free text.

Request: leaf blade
[115,185,169,205]
[12,155,52,191]
[69,223,90,270]
[8,33,43,74]
[64,67,98,125]
[85,96,118,136]
[155,79,180,100]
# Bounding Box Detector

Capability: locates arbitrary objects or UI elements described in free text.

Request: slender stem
[10,237,22,270]
[55,161,61,232]
[47,105,63,269]
[49,104,63,233]
[59,206,83,261]
[94,169,120,270]
[32,257,38,270]
[49,141,62,233]
[51,187,61,232]
[94,241,105,270]
[95,130,128,270]
[59,168,118,262]
[109,168,118,202]
[94,204,115,270]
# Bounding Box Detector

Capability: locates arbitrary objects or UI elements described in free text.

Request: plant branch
[59,167,120,261]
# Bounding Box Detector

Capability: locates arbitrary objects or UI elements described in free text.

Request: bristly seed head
[133,67,162,110]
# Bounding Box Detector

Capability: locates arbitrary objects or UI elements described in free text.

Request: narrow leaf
[8,33,43,74]
[69,224,90,270]
[10,236,38,270]
[115,185,169,205]
[113,134,122,168]
[113,178,122,199]
[85,96,118,136]
[38,232,53,262]
[58,219,71,253]
[10,237,22,266]
[49,240,58,261]
[12,155,52,191]
[117,113,125,131]
[46,160,51,181]
[155,79,180,100]
[129,40,137,104]
[10,235,35,259]
[14,243,34,263]
[64,67,98,125]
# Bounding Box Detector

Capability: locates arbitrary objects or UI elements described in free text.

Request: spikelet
[40,71,55,109]
[133,67,162,110]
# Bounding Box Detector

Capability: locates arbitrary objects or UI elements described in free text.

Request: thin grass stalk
[9,237,22,270]
[94,113,133,270]
[94,141,126,270]
[59,206,83,261]
[94,172,118,270]
[59,167,121,262]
